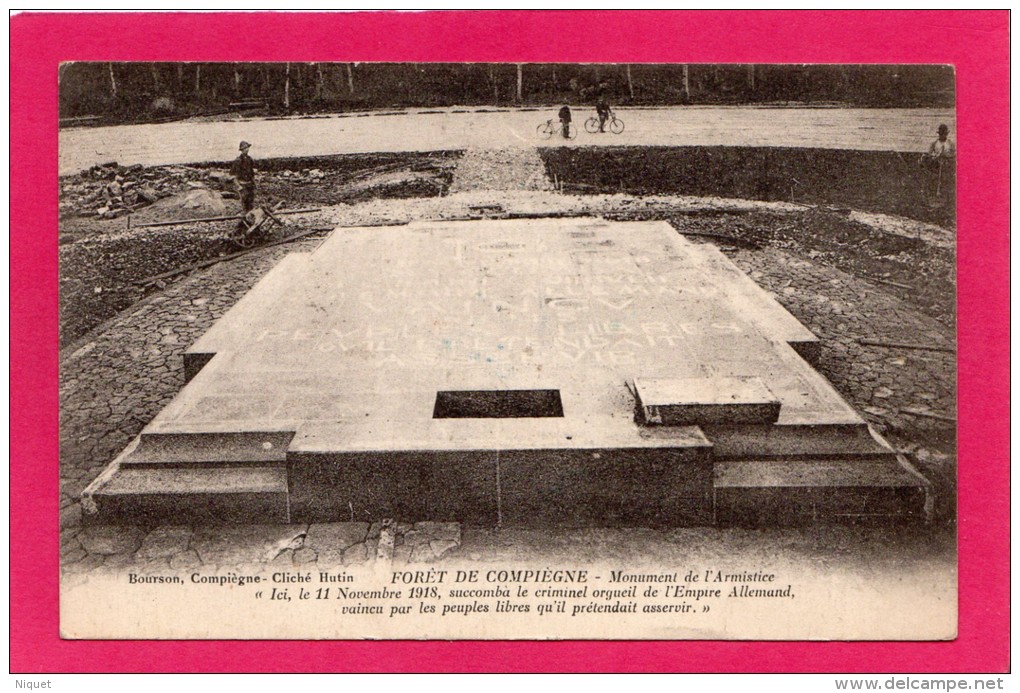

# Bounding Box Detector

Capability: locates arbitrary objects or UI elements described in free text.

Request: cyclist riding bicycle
[558,105,572,139]
[595,97,611,133]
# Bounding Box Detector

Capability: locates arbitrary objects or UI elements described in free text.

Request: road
[58,106,955,175]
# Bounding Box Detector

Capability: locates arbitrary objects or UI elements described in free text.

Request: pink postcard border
[10,10,1009,673]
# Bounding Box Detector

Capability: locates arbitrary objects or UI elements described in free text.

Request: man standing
[230,140,256,213]
[558,105,572,139]
[595,95,610,133]
[921,124,955,204]
[926,123,955,162]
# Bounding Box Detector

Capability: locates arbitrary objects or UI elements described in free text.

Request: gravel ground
[449,147,552,192]
[629,208,954,329]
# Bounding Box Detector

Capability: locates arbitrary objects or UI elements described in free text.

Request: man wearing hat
[920,124,955,207]
[230,140,256,213]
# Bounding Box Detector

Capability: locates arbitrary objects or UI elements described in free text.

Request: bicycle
[584,111,625,134]
[537,119,578,140]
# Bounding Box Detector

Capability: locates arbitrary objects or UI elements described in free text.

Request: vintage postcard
[12,10,1009,672]
[57,59,958,641]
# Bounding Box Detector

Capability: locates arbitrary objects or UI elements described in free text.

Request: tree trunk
[516,63,523,102]
[234,66,242,96]
[108,63,117,98]
[682,64,690,101]
[747,64,755,91]
[195,64,201,95]
[177,64,184,90]
[488,64,498,103]
[346,63,355,95]
[626,64,635,100]
[150,63,161,91]
[315,63,324,100]
[284,62,291,110]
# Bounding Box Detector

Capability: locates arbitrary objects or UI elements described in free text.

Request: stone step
[713,457,930,526]
[122,430,295,467]
[701,422,885,459]
[84,464,289,525]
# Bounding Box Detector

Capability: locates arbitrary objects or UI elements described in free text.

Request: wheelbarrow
[227,204,285,248]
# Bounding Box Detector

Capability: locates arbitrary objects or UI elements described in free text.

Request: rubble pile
[59,162,241,219]
[273,168,328,183]
[268,165,447,192]
[257,159,456,205]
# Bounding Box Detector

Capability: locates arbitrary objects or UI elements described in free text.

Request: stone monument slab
[83,217,928,526]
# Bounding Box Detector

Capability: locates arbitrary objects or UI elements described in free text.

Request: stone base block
[288,451,497,525]
[289,446,713,527]
[713,457,930,526]
[498,447,713,527]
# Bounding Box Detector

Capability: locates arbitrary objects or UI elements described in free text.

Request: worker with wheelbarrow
[226,140,280,247]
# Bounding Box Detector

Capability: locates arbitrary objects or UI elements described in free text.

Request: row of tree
[59,63,955,121]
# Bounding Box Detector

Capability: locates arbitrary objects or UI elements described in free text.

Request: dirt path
[59,106,956,174]
[449,147,553,192]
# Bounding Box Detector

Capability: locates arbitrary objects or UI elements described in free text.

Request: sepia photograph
[57,60,958,640]
[9,9,1008,675]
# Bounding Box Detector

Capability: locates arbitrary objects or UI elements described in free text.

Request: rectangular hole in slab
[433,390,564,419]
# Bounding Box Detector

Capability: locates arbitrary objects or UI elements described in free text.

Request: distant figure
[927,123,955,162]
[921,124,955,203]
[558,106,572,139]
[230,140,256,213]
[595,96,611,133]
